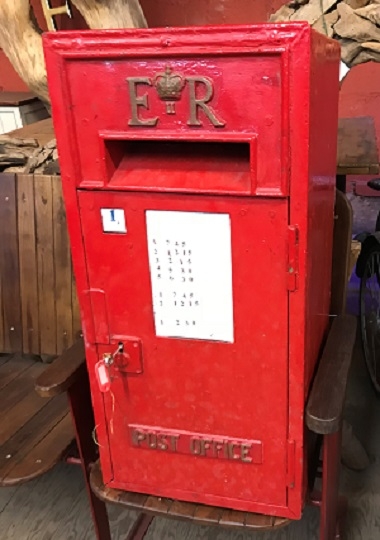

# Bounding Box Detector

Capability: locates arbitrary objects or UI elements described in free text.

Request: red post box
[44,23,340,519]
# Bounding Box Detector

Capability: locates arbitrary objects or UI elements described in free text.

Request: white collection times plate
[146,211,234,343]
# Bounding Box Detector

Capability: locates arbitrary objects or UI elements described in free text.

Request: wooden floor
[1,196,379,539]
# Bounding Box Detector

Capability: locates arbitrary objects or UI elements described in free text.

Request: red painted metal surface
[43,23,340,520]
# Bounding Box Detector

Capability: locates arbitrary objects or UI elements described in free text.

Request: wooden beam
[71,0,147,29]
[40,1,72,31]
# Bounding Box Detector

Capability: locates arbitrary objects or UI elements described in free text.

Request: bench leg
[68,366,112,540]
[320,431,345,540]
[126,513,154,540]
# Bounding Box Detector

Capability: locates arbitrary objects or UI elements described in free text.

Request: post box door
[79,190,290,511]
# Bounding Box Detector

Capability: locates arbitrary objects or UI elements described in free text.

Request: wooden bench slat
[91,464,148,508]
[219,508,247,527]
[144,495,173,514]
[35,175,57,356]
[244,512,287,528]
[330,191,353,316]
[2,412,73,486]
[306,314,357,434]
[35,339,85,397]
[53,178,74,354]
[0,357,54,447]
[0,383,54,446]
[0,355,13,367]
[0,356,33,392]
[168,500,196,520]
[0,392,69,485]
[193,503,223,524]
[17,174,40,355]
[116,490,148,508]
[0,173,22,352]
[1,172,80,357]
[1,362,46,416]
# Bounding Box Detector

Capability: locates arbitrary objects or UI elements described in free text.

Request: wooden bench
[0,354,72,486]
[34,314,356,540]
[0,170,96,523]
[0,339,112,539]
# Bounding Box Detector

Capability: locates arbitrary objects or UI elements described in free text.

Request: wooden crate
[0,172,81,356]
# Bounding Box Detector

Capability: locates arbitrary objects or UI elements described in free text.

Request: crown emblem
[154,65,185,114]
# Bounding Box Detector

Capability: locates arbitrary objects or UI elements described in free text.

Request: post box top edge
[43,22,324,53]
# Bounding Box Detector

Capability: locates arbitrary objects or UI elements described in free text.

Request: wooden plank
[0,362,46,417]
[0,173,22,353]
[244,512,277,528]
[0,484,18,514]
[17,174,40,355]
[0,356,31,392]
[0,355,12,367]
[2,413,73,486]
[90,455,290,532]
[35,175,57,356]
[0,384,54,447]
[192,503,223,525]
[36,339,85,397]
[90,462,149,510]
[6,118,54,147]
[218,508,247,527]
[306,315,357,434]
[330,191,353,315]
[0,465,86,539]
[143,495,172,514]
[168,500,196,520]
[336,165,379,175]
[52,177,74,354]
[0,92,36,106]
[116,490,148,509]
[0,393,70,485]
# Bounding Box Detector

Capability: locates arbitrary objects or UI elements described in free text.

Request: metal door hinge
[287,439,296,489]
[287,226,299,291]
